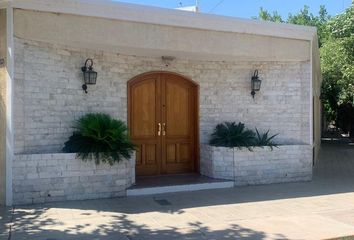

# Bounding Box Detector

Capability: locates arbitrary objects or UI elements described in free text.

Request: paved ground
[1,143,354,240]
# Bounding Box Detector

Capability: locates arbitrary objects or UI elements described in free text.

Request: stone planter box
[201,145,313,186]
[12,152,135,205]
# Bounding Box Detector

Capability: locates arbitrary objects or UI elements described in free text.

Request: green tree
[255,4,354,131]
[254,7,284,23]
[288,5,330,47]
[255,5,330,47]
[321,4,354,132]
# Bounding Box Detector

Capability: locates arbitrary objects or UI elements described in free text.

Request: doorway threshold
[127,173,234,196]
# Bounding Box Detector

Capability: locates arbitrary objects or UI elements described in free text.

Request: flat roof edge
[3,0,317,40]
[0,1,10,8]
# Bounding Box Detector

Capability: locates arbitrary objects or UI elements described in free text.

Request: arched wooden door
[128,72,198,176]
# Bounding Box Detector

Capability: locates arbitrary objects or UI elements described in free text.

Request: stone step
[127,180,234,196]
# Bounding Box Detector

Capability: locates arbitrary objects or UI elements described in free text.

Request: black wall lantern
[251,70,262,98]
[81,58,97,93]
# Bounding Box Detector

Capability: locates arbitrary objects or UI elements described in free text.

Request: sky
[115,0,352,19]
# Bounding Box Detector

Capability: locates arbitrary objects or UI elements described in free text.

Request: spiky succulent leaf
[254,128,278,150]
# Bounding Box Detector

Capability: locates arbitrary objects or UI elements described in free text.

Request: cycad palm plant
[209,122,255,149]
[63,113,135,165]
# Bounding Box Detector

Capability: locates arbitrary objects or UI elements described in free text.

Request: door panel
[165,80,190,136]
[131,79,157,137]
[162,75,196,174]
[128,72,197,176]
[179,143,190,163]
[144,144,158,164]
[166,144,177,163]
[129,76,161,176]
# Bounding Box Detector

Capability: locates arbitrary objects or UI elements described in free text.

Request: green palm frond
[209,122,255,149]
[63,113,135,165]
[209,122,279,151]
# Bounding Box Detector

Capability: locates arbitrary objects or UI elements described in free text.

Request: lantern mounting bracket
[81,58,94,72]
[82,84,88,94]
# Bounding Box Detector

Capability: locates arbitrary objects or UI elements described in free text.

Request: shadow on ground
[19,143,354,213]
[7,209,285,240]
[1,143,354,239]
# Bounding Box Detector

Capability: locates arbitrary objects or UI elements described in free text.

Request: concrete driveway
[1,143,354,240]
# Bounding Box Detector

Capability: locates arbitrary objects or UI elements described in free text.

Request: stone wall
[201,145,313,185]
[201,145,234,180]
[12,153,135,205]
[13,38,311,154]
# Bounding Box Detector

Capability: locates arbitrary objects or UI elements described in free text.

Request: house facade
[0,0,321,206]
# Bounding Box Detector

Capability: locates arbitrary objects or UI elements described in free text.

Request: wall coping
[15,145,312,156]
[203,144,312,152]
[15,152,77,157]
[13,152,133,164]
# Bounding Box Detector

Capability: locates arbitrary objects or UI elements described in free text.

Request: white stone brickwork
[13,38,311,154]
[201,145,235,180]
[11,38,312,203]
[201,145,313,185]
[12,153,135,205]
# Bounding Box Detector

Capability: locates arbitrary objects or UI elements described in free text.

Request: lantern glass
[252,78,262,91]
[84,70,97,85]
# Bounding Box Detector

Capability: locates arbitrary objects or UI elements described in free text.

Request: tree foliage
[321,4,354,124]
[288,5,331,47]
[255,3,354,130]
[254,5,330,46]
[254,7,284,23]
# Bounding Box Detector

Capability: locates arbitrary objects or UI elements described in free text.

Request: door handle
[162,123,166,136]
[158,123,161,136]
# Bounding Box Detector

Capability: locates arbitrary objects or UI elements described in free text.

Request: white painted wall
[0,7,14,206]
[13,9,311,62]
[312,35,322,163]
[4,0,316,40]
[0,9,7,205]
[5,7,14,206]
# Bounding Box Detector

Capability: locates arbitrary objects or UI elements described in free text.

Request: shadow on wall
[6,207,283,240]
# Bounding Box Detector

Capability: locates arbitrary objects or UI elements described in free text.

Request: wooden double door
[128,72,198,176]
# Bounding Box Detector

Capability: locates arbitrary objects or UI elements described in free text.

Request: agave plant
[63,113,135,165]
[209,122,255,149]
[254,128,278,150]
